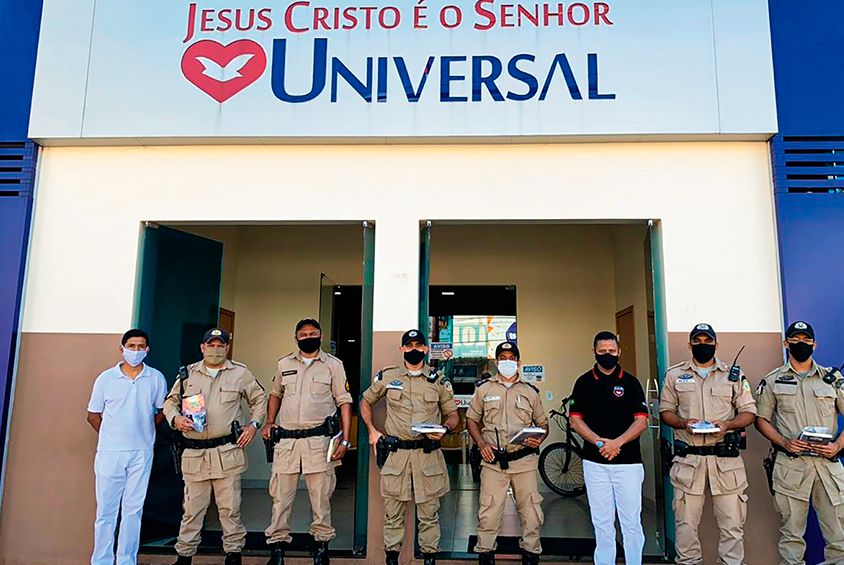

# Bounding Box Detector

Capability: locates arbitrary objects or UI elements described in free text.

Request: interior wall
[176,224,364,482]
[611,223,657,505]
[429,224,619,445]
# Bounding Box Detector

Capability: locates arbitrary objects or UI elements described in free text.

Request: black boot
[478,552,495,565]
[174,556,192,565]
[267,542,285,565]
[314,540,330,565]
[225,552,243,565]
[521,551,540,565]
[385,550,400,565]
[423,553,436,565]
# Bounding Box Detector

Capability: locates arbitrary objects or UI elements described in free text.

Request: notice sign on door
[522,365,545,383]
[430,342,453,360]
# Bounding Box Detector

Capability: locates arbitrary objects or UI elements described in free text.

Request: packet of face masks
[182,393,207,433]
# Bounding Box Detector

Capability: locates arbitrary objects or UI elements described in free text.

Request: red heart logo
[181,39,267,103]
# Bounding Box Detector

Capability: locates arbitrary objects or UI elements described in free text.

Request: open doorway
[135,222,374,556]
[418,221,669,560]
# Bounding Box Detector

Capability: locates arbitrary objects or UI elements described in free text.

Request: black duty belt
[501,447,539,462]
[396,438,441,451]
[268,414,341,443]
[183,432,238,450]
[774,443,839,462]
[682,444,741,457]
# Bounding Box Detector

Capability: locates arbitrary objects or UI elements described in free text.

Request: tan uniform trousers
[383,496,441,554]
[774,474,844,565]
[673,483,747,565]
[266,469,337,543]
[176,475,246,556]
[475,466,544,554]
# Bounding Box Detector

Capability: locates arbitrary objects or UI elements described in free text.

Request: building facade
[0,1,839,564]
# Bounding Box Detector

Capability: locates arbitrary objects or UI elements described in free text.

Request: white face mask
[122,347,147,367]
[498,360,518,378]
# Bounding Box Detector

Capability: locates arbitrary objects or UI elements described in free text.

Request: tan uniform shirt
[466,376,549,474]
[659,358,757,495]
[269,350,353,474]
[361,365,457,502]
[757,361,844,502]
[163,359,267,481]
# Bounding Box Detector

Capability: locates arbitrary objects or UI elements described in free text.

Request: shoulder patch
[742,380,751,393]
[836,377,844,391]
[281,370,297,376]
[443,380,453,392]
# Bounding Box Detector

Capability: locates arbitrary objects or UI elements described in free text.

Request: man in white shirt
[87,329,167,565]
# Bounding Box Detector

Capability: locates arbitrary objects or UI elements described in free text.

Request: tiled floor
[167,462,662,558]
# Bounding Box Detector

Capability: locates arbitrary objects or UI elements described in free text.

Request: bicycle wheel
[538,441,587,497]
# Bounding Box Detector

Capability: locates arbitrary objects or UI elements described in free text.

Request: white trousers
[583,460,645,565]
[92,450,154,565]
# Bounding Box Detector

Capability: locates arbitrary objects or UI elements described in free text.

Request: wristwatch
[340,440,353,448]
[251,421,261,429]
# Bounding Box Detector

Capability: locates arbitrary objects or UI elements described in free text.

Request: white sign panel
[522,364,545,383]
[29,0,777,139]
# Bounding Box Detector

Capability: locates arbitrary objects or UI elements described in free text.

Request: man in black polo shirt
[569,331,648,565]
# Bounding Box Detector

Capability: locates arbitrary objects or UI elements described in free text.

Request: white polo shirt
[87,363,167,452]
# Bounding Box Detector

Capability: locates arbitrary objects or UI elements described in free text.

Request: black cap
[295,318,321,334]
[202,328,230,344]
[689,323,717,341]
[495,341,520,360]
[401,329,427,346]
[786,321,815,340]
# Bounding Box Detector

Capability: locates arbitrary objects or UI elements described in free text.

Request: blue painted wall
[769,1,844,562]
[0,0,43,482]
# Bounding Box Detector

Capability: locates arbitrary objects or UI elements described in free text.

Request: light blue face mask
[498,360,519,378]
[122,347,148,367]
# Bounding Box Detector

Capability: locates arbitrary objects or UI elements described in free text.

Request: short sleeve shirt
[270,350,353,429]
[87,363,167,452]
[570,365,648,465]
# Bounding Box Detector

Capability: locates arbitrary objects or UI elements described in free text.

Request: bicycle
[538,396,587,497]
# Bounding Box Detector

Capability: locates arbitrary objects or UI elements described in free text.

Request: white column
[372,215,419,333]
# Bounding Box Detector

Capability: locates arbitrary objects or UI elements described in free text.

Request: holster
[763,448,775,496]
[376,436,399,469]
[263,438,274,463]
[468,445,482,483]
[170,431,184,475]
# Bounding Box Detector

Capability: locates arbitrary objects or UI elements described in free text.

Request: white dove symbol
[195,53,255,82]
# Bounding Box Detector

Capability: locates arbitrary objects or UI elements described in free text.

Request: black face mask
[789,342,814,363]
[691,343,716,364]
[595,353,619,371]
[404,349,426,365]
[297,337,322,354]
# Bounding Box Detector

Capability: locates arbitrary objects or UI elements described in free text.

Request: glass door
[319,273,338,355]
[135,223,223,548]
[646,219,673,559]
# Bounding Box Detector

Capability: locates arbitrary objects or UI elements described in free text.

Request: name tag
[484,395,500,402]
[281,370,297,376]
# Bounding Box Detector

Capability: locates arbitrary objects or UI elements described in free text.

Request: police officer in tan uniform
[164,328,267,565]
[360,329,460,565]
[659,323,757,565]
[755,321,844,565]
[262,319,353,565]
[466,342,549,565]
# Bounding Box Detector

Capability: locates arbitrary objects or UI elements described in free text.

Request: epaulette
[278,352,296,361]
[476,378,491,387]
[254,378,265,391]
[327,353,344,364]
[231,360,246,368]
[762,366,783,382]
[523,382,539,393]
[666,361,686,372]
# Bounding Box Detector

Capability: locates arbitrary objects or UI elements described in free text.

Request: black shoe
[225,552,243,565]
[521,551,540,565]
[314,540,330,565]
[478,552,495,565]
[267,542,285,565]
[423,553,436,565]
[174,556,192,565]
[385,550,400,565]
